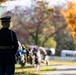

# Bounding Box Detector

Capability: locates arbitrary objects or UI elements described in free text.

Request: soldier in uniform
[0,16,18,75]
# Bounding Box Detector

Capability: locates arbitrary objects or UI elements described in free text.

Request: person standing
[34,53,40,71]
[33,46,40,71]
[0,16,18,75]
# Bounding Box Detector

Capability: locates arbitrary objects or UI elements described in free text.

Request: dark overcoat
[0,28,18,65]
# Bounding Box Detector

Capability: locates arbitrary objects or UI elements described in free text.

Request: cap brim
[1,20,10,22]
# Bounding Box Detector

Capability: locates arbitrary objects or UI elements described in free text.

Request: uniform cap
[0,16,11,22]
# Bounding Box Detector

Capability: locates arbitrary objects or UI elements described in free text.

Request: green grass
[15,64,56,75]
[15,60,76,75]
[49,60,76,66]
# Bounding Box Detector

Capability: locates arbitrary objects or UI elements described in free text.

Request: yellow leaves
[71,32,76,38]
[68,24,76,35]
[43,26,54,35]
[68,2,76,10]
[43,28,51,35]
[45,6,54,12]
[61,1,76,41]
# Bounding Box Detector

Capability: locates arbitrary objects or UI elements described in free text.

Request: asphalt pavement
[41,65,76,75]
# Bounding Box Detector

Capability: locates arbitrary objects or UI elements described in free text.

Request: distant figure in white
[32,45,41,71]
[39,47,49,65]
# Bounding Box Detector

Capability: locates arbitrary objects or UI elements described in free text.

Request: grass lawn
[49,60,76,66]
[15,60,76,75]
[15,64,56,75]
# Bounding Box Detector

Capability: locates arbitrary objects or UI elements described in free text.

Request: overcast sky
[1,0,66,7]
[0,0,76,15]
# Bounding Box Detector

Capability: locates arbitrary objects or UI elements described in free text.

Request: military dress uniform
[0,16,18,75]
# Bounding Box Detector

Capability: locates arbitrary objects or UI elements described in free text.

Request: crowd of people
[16,41,41,71]
[16,41,50,71]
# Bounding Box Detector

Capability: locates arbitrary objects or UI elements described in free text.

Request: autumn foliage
[0,0,15,3]
[0,0,7,3]
[61,2,76,44]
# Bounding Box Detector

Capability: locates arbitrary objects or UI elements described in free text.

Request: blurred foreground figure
[0,16,18,75]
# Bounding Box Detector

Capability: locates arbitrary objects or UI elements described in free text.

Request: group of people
[16,44,50,71]
[0,15,49,75]
[16,43,41,71]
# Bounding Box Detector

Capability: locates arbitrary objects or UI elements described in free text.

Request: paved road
[41,65,76,75]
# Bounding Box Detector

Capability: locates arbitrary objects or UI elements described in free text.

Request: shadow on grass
[15,68,56,75]
[16,65,34,69]
[15,72,39,75]
[15,64,56,75]
[41,68,56,71]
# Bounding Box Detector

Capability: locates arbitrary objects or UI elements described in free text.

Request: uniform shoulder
[9,30,16,34]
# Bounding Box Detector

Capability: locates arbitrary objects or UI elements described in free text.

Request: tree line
[0,0,76,56]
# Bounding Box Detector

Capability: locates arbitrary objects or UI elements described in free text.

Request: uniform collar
[2,28,9,29]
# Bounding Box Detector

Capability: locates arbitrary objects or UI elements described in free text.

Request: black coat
[0,28,18,65]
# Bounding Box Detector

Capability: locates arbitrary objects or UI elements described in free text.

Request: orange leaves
[0,0,6,3]
[0,0,16,3]
[61,1,76,40]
